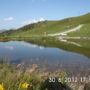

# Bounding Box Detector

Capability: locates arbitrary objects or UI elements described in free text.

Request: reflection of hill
[0,38,90,59]
[26,39,90,59]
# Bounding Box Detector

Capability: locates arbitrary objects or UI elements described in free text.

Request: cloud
[22,43,44,50]
[4,17,14,21]
[39,18,45,22]
[5,45,14,50]
[22,18,45,25]
[22,19,38,25]
[22,43,38,48]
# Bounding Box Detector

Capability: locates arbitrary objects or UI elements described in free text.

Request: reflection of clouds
[5,45,14,50]
[22,43,44,50]
[22,43,37,48]
[39,46,44,50]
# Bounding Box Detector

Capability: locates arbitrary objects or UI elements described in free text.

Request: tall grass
[0,61,70,90]
[0,60,90,90]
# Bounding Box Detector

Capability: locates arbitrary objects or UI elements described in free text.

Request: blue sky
[0,0,90,30]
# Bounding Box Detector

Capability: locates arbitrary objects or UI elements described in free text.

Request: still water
[0,40,90,75]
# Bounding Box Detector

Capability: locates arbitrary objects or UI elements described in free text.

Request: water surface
[0,40,90,75]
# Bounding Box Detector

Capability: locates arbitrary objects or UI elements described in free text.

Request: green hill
[1,13,90,37]
[67,23,90,37]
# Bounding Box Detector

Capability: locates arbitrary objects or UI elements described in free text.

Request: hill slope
[1,13,90,37]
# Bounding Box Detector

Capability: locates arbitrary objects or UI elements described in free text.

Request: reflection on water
[0,40,90,75]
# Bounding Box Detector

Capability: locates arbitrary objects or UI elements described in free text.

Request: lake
[0,39,90,76]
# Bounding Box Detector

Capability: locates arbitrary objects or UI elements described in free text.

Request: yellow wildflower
[0,84,4,90]
[22,82,30,88]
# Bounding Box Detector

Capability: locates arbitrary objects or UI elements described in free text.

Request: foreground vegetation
[0,61,90,90]
[0,61,70,90]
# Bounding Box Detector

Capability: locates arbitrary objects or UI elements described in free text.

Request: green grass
[4,21,78,37]
[67,23,90,37]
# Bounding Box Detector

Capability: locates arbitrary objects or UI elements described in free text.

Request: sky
[0,0,90,30]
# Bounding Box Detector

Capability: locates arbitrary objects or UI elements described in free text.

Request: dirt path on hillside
[48,24,83,36]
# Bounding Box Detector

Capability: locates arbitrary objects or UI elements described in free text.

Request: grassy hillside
[0,13,90,37]
[67,23,90,37]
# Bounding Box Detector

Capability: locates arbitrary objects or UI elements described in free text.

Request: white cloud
[39,18,45,22]
[22,20,32,25]
[22,43,38,48]
[4,17,14,21]
[5,45,14,50]
[22,18,45,25]
[22,19,38,25]
[22,43,44,50]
